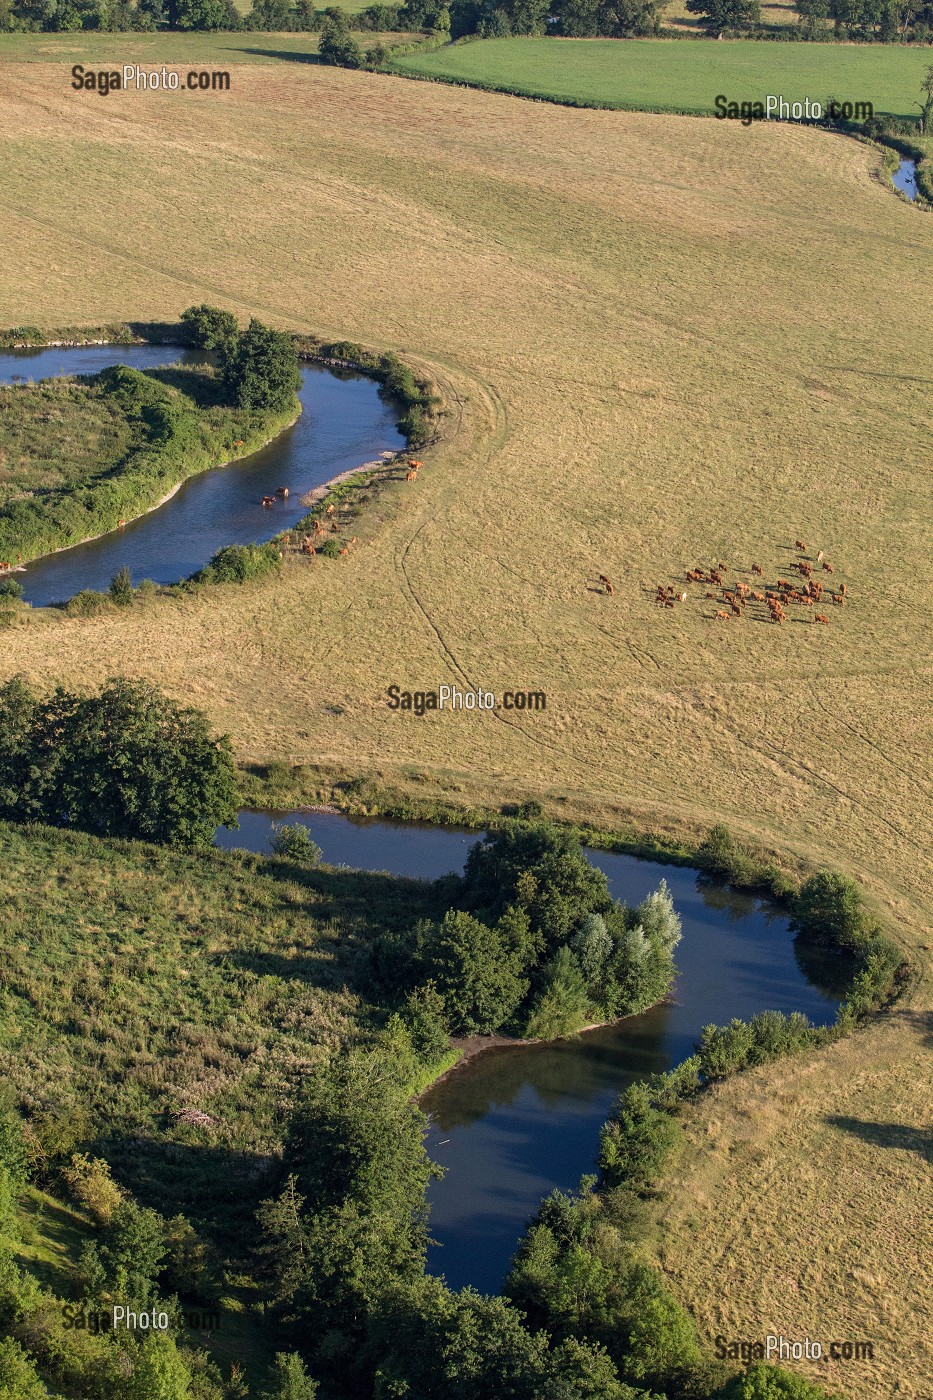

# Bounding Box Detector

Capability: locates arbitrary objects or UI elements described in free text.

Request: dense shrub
[222,319,301,412]
[0,675,238,848]
[196,541,281,584]
[180,302,239,351]
[599,1081,682,1191]
[109,565,134,606]
[270,821,323,864]
[319,8,364,64]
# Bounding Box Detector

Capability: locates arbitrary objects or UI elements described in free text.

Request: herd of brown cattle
[655,540,848,626]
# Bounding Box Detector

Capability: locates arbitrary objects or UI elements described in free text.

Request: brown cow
[261,496,276,508]
[822,562,834,573]
[406,468,418,482]
[730,603,742,617]
[314,520,325,537]
[339,545,350,555]
[832,594,845,606]
[752,591,764,602]
[326,504,335,515]
[839,582,848,597]
[715,610,730,620]
[814,613,829,624]
[275,486,289,498]
[795,539,807,551]
[751,563,763,575]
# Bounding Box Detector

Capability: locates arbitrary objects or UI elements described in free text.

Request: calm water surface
[893,157,918,200]
[217,810,846,1293]
[0,345,404,605]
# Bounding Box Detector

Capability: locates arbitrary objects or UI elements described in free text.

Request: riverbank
[0,362,300,568]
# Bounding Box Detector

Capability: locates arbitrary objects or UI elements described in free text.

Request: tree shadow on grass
[826,1115,933,1164]
[236,46,322,64]
[99,1132,279,1238]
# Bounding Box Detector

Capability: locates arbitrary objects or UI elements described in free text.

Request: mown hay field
[0,60,931,1397]
[392,35,931,118]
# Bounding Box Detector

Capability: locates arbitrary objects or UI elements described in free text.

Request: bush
[318,10,364,66]
[0,675,239,849]
[62,1153,124,1225]
[197,542,281,585]
[222,319,301,412]
[109,566,134,607]
[793,871,866,949]
[270,822,323,865]
[65,589,112,617]
[400,982,450,1061]
[319,538,342,559]
[422,910,529,1033]
[599,1081,681,1191]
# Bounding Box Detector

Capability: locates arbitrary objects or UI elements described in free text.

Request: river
[216,810,846,1294]
[0,344,404,606]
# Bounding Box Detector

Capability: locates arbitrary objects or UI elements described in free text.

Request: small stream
[217,810,847,1294]
[893,156,918,200]
[0,345,405,606]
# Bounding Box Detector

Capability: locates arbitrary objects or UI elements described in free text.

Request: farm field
[391,35,930,118]
[0,60,932,1396]
[0,27,380,67]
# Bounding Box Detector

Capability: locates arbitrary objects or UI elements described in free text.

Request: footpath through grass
[391,36,930,119]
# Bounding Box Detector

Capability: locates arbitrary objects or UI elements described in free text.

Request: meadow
[391,35,932,118]
[0,57,931,1397]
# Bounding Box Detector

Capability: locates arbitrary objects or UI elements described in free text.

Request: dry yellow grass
[0,61,931,1395]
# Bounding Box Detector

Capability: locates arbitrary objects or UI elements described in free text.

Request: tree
[685,0,759,27]
[257,1049,438,1347]
[180,303,239,351]
[125,1333,193,1400]
[92,1200,167,1307]
[270,822,323,865]
[0,577,23,601]
[0,1337,48,1400]
[792,871,865,949]
[260,1353,319,1400]
[716,1362,843,1399]
[172,0,237,28]
[422,910,528,1033]
[916,63,933,133]
[400,982,450,1061]
[598,1081,681,1191]
[460,821,611,953]
[0,676,239,849]
[110,565,134,607]
[222,319,301,412]
[318,9,364,65]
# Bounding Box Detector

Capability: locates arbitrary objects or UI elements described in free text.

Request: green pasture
[391,36,930,120]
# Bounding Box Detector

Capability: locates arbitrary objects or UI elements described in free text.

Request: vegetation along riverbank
[0,311,302,571]
[0,673,907,1398]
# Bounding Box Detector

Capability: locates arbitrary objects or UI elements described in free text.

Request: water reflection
[214,808,843,1293]
[0,345,404,605]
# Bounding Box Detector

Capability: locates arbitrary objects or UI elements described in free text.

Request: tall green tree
[685,0,759,27]
[0,676,238,849]
[221,319,301,412]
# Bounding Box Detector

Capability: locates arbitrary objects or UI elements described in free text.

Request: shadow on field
[826,1115,933,1164]
[237,47,321,64]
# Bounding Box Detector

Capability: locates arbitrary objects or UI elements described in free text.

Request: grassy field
[0,27,390,67]
[391,36,931,118]
[0,377,134,510]
[0,364,297,565]
[0,59,931,1396]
